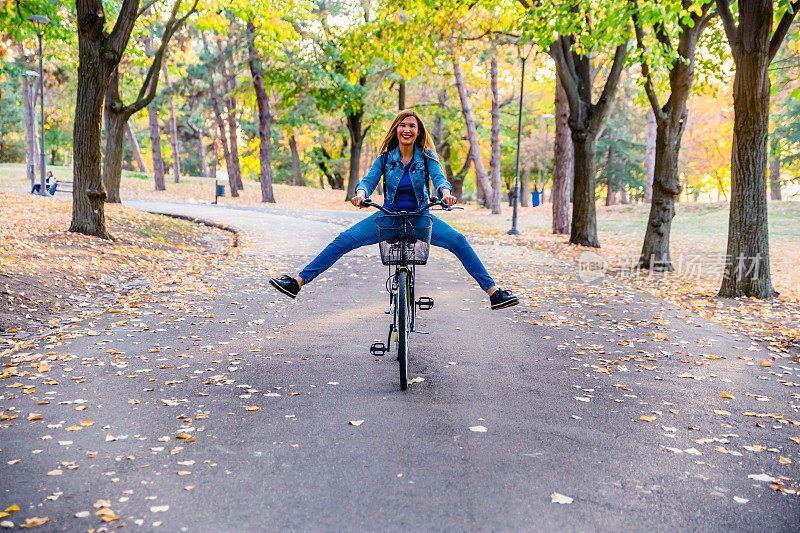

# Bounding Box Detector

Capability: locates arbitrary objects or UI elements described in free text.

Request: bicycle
[360,196,459,390]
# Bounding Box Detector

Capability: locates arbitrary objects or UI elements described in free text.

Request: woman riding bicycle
[270,109,519,310]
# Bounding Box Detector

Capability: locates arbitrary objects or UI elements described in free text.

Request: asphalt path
[1,201,798,532]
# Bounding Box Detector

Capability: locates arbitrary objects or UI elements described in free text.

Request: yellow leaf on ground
[779,456,792,464]
[721,393,734,399]
[244,406,260,411]
[714,410,731,416]
[3,505,18,513]
[760,360,772,367]
[640,415,655,422]
[20,516,49,528]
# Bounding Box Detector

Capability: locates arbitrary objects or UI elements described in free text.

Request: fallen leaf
[20,517,49,528]
[748,473,778,483]
[349,420,364,426]
[469,425,488,432]
[550,492,573,504]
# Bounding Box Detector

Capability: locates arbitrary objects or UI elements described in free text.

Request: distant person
[46,171,58,195]
[269,108,519,310]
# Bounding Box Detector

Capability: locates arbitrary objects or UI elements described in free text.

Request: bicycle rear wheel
[396,269,410,390]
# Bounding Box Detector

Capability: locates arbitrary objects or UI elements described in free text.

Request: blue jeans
[299,212,495,291]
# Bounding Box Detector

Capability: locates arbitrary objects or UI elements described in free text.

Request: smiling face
[396,116,419,147]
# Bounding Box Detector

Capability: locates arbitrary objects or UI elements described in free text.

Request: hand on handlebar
[351,190,366,207]
[441,192,457,207]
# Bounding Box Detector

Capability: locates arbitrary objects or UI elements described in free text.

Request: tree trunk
[551,35,626,247]
[215,36,243,191]
[639,116,687,270]
[452,57,495,213]
[489,47,502,214]
[125,122,148,173]
[769,155,781,200]
[289,134,304,186]
[570,136,599,247]
[246,19,275,203]
[71,0,137,239]
[203,33,238,197]
[645,108,656,202]
[718,1,777,298]
[633,1,716,270]
[102,70,129,203]
[398,79,406,110]
[551,75,572,234]
[345,110,364,201]
[148,106,166,190]
[196,126,209,177]
[521,163,531,207]
[162,64,181,183]
[605,142,617,206]
[619,180,629,204]
[143,33,166,191]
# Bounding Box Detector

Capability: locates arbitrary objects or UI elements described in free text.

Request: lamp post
[28,15,50,196]
[21,70,39,192]
[508,52,529,236]
[538,113,554,203]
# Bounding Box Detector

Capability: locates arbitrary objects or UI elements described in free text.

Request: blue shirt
[384,160,417,211]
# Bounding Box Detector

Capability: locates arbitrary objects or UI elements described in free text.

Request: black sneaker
[490,288,519,310]
[269,275,301,299]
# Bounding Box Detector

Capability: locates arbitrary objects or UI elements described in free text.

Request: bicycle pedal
[417,297,434,310]
[370,341,387,356]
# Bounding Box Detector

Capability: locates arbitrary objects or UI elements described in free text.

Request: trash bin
[216,184,225,197]
[531,190,542,207]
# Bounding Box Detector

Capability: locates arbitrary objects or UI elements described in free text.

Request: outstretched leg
[270,212,382,298]
[429,215,519,309]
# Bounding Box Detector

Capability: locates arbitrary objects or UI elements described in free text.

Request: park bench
[51,180,73,196]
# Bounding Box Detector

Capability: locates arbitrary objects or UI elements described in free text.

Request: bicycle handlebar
[360,196,463,215]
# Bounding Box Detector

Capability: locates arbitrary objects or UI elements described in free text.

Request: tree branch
[136,0,158,18]
[769,0,800,61]
[127,0,198,116]
[631,2,664,120]
[108,0,142,59]
[589,42,627,134]
[653,20,674,51]
[549,38,580,115]
[715,0,737,44]
[697,6,718,35]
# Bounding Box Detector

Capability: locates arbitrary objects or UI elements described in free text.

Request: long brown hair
[377,109,440,163]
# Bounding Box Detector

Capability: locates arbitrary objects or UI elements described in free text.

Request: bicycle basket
[375,215,433,265]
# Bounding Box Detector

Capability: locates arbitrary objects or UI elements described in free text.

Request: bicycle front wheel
[396,269,410,390]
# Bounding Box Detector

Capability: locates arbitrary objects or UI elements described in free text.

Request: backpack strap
[380,151,388,196]
[423,152,434,199]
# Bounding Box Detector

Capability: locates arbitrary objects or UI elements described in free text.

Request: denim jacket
[355,145,452,209]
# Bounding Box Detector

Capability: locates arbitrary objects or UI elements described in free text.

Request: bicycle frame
[362,196,455,390]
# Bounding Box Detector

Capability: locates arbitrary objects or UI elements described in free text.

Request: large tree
[70,0,141,237]
[632,0,716,271]
[716,0,798,298]
[102,0,196,203]
[246,18,276,203]
[520,0,630,246]
[549,36,628,247]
